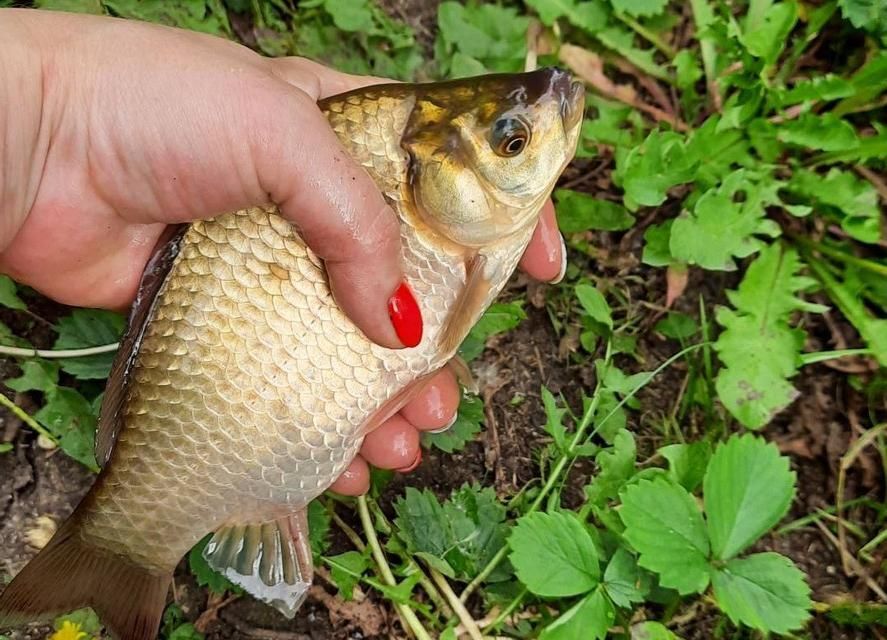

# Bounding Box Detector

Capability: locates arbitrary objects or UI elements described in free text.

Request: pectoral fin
[437,253,492,356]
[204,511,313,618]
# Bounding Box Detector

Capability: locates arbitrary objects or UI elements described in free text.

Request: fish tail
[0,516,171,640]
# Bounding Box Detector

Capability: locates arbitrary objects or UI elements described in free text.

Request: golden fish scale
[77,91,530,571]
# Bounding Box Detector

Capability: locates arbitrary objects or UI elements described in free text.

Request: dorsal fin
[96,225,188,467]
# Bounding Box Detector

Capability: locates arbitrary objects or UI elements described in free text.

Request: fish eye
[491,117,531,158]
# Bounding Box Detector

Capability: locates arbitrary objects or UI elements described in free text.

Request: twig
[614,12,676,58]
[855,165,887,202]
[0,343,119,359]
[428,568,483,640]
[813,519,887,602]
[357,496,433,640]
[0,393,57,444]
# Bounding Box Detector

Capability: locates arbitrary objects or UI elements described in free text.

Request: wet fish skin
[0,68,584,639]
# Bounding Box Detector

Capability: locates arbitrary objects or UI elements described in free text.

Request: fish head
[404,67,584,248]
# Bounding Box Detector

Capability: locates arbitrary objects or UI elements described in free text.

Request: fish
[0,67,584,640]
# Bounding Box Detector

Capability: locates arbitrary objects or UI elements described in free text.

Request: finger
[328,455,371,496]
[268,57,392,99]
[360,414,421,472]
[253,87,418,348]
[400,368,460,431]
[519,200,566,283]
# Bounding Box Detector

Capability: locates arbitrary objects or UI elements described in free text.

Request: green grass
[1,1,885,639]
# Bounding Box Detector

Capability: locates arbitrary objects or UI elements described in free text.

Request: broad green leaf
[307,499,331,558]
[5,360,59,395]
[188,536,243,595]
[35,0,103,12]
[654,312,698,340]
[0,275,26,310]
[168,624,204,640]
[323,0,374,32]
[660,441,711,492]
[34,387,99,471]
[778,113,860,152]
[526,0,608,30]
[54,309,125,380]
[619,478,710,595]
[459,302,526,361]
[555,190,636,232]
[704,435,796,560]
[53,608,102,636]
[610,0,667,17]
[711,552,811,634]
[773,75,855,107]
[394,487,455,570]
[327,550,369,600]
[617,131,697,208]
[422,393,484,453]
[540,587,614,640]
[788,168,881,244]
[714,244,826,428]
[509,511,600,597]
[838,0,887,32]
[585,429,636,506]
[835,52,887,115]
[602,547,647,607]
[101,0,230,35]
[435,2,527,74]
[575,284,613,329]
[742,1,797,64]
[641,222,674,267]
[630,621,681,639]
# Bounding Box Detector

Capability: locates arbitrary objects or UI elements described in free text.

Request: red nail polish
[396,449,422,473]
[387,282,423,348]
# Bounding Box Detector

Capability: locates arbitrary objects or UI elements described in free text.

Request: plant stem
[614,12,676,58]
[0,343,120,359]
[483,587,528,633]
[792,236,887,278]
[799,348,874,365]
[688,0,719,110]
[357,496,433,640]
[0,392,57,444]
[428,568,483,640]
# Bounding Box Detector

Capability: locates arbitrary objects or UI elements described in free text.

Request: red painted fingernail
[387,282,423,348]
[396,449,422,473]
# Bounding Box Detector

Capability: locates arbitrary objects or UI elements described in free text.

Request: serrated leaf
[34,387,99,471]
[610,0,667,18]
[101,0,230,35]
[641,221,674,267]
[617,131,696,208]
[509,511,600,597]
[742,1,797,64]
[188,536,243,596]
[540,587,614,640]
[788,168,881,244]
[602,547,647,607]
[839,0,887,32]
[526,0,608,30]
[773,75,856,107]
[585,429,636,506]
[711,552,811,634]
[555,190,636,232]
[54,309,125,380]
[422,393,483,453]
[704,435,796,560]
[435,2,527,75]
[660,441,711,492]
[459,302,526,361]
[714,244,825,428]
[6,360,59,395]
[327,550,368,600]
[619,478,710,595]
[575,284,613,329]
[778,113,859,152]
[0,275,26,311]
[307,499,330,558]
[630,621,681,639]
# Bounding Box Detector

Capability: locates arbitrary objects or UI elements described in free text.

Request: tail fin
[0,520,171,640]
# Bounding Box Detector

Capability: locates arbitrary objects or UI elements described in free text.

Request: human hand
[0,10,566,494]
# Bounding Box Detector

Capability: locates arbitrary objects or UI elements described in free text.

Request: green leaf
[712,552,811,634]
[641,222,674,267]
[596,26,669,80]
[168,623,204,640]
[323,0,374,32]
[54,309,125,380]
[610,0,667,18]
[509,511,600,597]
[188,536,243,595]
[619,477,710,595]
[827,601,887,627]
[575,284,613,329]
[704,435,796,560]
[34,387,99,470]
[540,587,614,640]
[35,0,104,13]
[773,75,855,107]
[526,0,608,29]
[459,302,526,361]
[778,113,859,152]
[839,0,887,32]
[435,2,527,75]
[555,190,636,233]
[53,608,102,635]
[5,360,59,395]
[660,441,711,492]
[630,621,681,639]
[0,275,26,311]
[714,244,826,428]
[602,547,647,608]
[585,429,636,507]
[654,312,698,340]
[787,168,881,244]
[422,393,484,453]
[742,1,798,65]
[542,387,568,452]
[307,499,331,558]
[0,443,11,454]
[327,550,368,600]
[617,131,697,208]
[101,0,230,35]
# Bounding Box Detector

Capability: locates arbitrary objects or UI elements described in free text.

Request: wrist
[0,10,51,253]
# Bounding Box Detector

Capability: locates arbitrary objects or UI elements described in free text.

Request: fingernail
[388,282,423,348]
[396,448,422,473]
[551,233,568,284]
[427,412,458,434]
